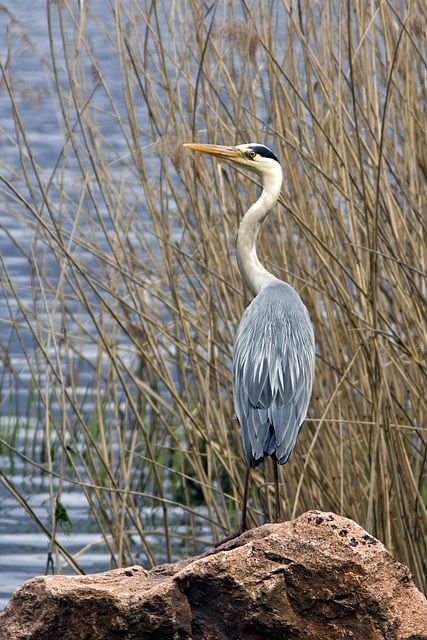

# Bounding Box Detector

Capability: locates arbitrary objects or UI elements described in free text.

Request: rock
[1,511,426,640]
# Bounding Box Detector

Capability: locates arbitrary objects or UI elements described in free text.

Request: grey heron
[184,142,315,540]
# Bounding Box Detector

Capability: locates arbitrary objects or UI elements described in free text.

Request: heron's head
[184,142,280,180]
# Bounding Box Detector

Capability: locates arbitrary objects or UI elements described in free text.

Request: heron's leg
[214,466,250,547]
[273,460,282,522]
[239,465,251,532]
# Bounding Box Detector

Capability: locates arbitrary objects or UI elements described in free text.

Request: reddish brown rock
[1,511,426,639]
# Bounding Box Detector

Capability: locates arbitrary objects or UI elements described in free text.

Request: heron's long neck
[236,171,282,296]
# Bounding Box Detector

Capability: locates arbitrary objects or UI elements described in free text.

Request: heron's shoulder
[240,279,312,332]
[257,279,304,305]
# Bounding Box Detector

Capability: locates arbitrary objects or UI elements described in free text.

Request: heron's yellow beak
[183,143,242,160]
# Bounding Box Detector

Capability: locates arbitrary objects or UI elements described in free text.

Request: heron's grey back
[233,281,315,467]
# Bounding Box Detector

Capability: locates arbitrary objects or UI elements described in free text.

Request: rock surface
[1,511,426,639]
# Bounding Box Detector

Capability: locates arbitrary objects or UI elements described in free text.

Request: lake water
[0,456,112,610]
[0,0,185,609]
[0,3,117,608]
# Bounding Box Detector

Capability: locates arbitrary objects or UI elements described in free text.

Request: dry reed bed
[0,1,425,590]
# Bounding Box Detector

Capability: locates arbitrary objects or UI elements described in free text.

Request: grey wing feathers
[233,282,315,467]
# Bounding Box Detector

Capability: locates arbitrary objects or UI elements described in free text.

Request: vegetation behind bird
[0,1,425,592]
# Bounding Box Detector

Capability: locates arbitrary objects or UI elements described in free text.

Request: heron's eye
[246,150,257,160]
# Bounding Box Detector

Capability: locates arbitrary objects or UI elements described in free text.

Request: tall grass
[0,1,425,591]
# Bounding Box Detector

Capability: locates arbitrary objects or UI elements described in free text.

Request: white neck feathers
[236,166,283,296]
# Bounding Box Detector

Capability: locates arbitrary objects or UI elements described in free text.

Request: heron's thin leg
[273,460,282,522]
[239,466,251,532]
[214,466,250,547]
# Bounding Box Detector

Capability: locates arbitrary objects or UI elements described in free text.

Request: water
[0,405,119,610]
[0,1,173,609]
[0,477,112,611]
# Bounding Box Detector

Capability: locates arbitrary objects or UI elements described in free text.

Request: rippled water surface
[0,472,111,610]
[0,1,162,609]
